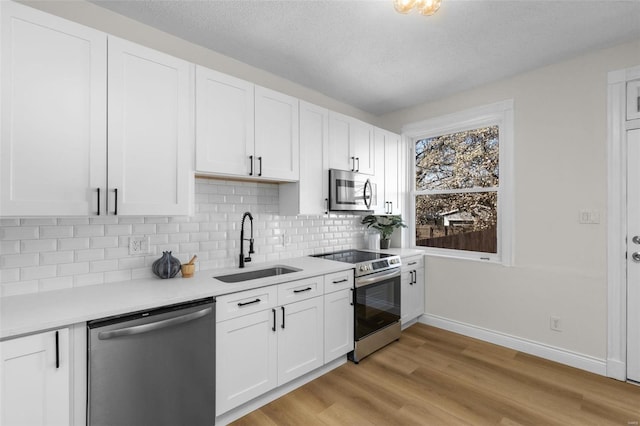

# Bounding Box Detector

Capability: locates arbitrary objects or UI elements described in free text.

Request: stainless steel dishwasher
[87,297,215,426]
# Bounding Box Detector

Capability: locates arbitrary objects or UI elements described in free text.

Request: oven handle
[355,269,401,288]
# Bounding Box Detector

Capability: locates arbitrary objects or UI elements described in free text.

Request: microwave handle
[364,179,373,209]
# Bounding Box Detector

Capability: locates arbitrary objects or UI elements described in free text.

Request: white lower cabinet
[216,276,327,416]
[401,255,425,326]
[216,308,278,415]
[324,288,354,363]
[0,328,70,426]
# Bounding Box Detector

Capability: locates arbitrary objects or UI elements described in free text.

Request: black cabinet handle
[350,288,354,306]
[351,156,356,172]
[114,188,118,215]
[389,201,393,213]
[356,157,360,172]
[237,298,261,307]
[249,155,254,176]
[272,308,276,332]
[281,306,285,329]
[408,261,417,266]
[96,188,101,216]
[258,156,263,177]
[55,331,60,369]
[409,270,415,285]
[332,279,348,284]
[325,198,329,215]
[293,287,312,293]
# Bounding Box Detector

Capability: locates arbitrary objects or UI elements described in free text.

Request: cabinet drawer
[278,276,324,304]
[324,270,354,293]
[216,286,278,322]
[402,255,424,271]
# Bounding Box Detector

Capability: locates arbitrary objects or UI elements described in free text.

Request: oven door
[354,269,401,341]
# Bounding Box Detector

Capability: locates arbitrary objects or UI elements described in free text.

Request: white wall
[380,39,640,360]
[20,0,379,126]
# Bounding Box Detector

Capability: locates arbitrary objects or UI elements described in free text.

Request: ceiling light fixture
[393,0,442,16]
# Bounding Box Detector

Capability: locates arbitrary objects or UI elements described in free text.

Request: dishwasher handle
[97,306,213,340]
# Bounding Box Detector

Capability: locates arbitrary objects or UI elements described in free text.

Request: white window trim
[402,100,514,266]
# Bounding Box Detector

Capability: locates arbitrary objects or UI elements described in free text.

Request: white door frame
[607,64,640,381]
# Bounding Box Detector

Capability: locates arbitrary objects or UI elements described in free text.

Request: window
[403,101,513,264]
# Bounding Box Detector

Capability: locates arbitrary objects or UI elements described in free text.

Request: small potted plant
[361,215,407,249]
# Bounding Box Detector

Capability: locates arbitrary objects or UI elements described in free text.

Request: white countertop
[0,256,352,340]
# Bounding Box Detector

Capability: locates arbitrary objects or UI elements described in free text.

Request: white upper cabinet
[0,2,193,216]
[628,80,640,121]
[0,1,107,216]
[195,68,299,181]
[195,67,254,176]
[328,111,375,175]
[373,128,403,215]
[107,36,193,216]
[279,101,329,215]
[255,86,299,180]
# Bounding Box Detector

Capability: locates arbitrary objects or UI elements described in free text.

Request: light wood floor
[231,323,640,425]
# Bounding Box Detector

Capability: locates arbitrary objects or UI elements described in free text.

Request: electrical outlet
[550,316,562,332]
[579,209,600,224]
[129,236,149,255]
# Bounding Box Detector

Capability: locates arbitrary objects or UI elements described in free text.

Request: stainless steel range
[313,249,402,363]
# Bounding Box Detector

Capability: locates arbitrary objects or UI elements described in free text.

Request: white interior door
[627,128,640,383]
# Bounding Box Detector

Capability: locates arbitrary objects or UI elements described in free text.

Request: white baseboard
[419,314,607,376]
[607,358,627,381]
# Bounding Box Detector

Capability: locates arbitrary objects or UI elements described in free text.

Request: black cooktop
[313,249,395,264]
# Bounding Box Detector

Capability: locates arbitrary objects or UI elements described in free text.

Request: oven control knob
[359,265,368,272]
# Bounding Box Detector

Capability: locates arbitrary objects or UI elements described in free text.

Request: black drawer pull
[408,261,417,266]
[281,306,285,329]
[237,298,261,307]
[55,331,60,369]
[293,287,312,293]
[272,308,276,332]
[332,279,348,284]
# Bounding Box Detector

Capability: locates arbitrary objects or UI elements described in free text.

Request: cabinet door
[328,111,353,172]
[628,80,640,121]
[277,297,324,385]
[216,310,277,415]
[255,86,299,181]
[0,329,70,426]
[351,119,375,175]
[107,36,192,216]
[384,132,402,215]
[401,256,425,326]
[280,101,329,215]
[324,288,354,363]
[195,66,255,177]
[373,128,387,213]
[0,2,106,216]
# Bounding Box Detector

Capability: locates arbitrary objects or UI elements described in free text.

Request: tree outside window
[414,126,499,253]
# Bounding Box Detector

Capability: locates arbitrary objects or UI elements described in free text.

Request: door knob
[632,252,640,262]
[633,236,640,245]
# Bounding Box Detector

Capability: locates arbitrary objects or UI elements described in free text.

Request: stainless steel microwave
[329,169,376,212]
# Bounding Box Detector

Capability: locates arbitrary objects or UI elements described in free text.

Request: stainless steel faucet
[239,211,254,268]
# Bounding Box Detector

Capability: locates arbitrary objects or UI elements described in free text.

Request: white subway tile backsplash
[40,226,74,239]
[0,241,20,255]
[0,178,366,296]
[1,253,39,268]
[90,236,119,249]
[39,276,73,292]
[58,237,90,251]
[1,226,39,240]
[76,249,105,262]
[75,225,104,237]
[21,265,57,281]
[21,239,57,253]
[40,251,74,265]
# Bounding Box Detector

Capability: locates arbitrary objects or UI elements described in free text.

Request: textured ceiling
[91,0,640,116]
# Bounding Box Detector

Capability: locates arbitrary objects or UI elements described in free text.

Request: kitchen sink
[214,266,301,283]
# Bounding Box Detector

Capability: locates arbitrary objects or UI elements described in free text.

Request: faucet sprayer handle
[249,239,255,254]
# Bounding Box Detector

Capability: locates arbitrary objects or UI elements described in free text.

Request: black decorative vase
[152,251,181,279]
[379,239,391,249]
